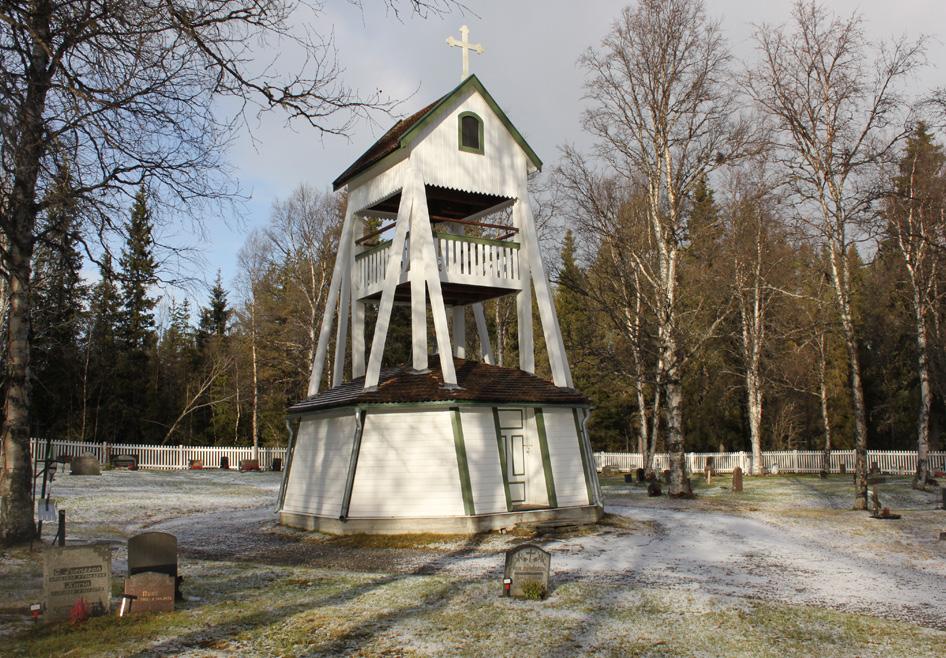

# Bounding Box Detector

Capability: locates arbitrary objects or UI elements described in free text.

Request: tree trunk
[746,367,764,476]
[838,308,869,509]
[0,0,51,545]
[912,293,932,489]
[0,247,36,544]
[818,336,832,474]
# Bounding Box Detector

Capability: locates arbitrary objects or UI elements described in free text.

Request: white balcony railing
[355,232,521,299]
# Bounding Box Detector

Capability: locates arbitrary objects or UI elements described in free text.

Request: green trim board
[287,400,591,418]
[354,239,393,261]
[533,408,558,508]
[451,407,476,515]
[457,111,484,154]
[572,408,595,506]
[276,418,300,512]
[339,409,366,520]
[491,407,513,512]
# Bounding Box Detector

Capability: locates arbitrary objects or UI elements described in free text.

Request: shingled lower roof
[288,359,587,414]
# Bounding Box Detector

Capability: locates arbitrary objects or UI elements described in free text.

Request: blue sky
[163,0,945,314]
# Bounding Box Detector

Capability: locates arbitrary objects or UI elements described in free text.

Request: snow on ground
[4,468,946,656]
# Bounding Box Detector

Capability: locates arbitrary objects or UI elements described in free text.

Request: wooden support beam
[308,201,357,396]
[516,196,572,387]
[452,306,466,359]
[472,303,494,365]
[365,181,414,388]
[408,168,457,385]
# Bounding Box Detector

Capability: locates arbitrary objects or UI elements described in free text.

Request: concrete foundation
[279,504,602,535]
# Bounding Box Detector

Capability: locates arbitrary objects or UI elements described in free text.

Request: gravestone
[271,458,283,472]
[661,469,671,484]
[869,461,880,475]
[503,544,551,599]
[635,468,646,483]
[110,454,138,470]
[239,459,261,472]
[647,481,662,497]
[220,455,230,470]
[188,459,203,470]
[123,572,175,614]
[769,464,780,476]
[128,532,179,599]
[839,463,846,475]
[43,544,111,623]
[70,453,101,476]
[819,469,828,479]
[624,473,634,483]
[601,464,618,477]
[732,466,743,492]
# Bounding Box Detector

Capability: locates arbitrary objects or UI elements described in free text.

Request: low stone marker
[239,459,261,472]
[647,481,662,497]
[624,473,634,483]
[110,454,138,470]
[869,461,880,475]
[188,459,203,470]
[635,468,646,483]
[271,457,283,472]
[70,453,101,476]
[123,572,175,614]
[43,544,111,623]
[128,532,179,599]
[839,463,846,475]
[732,466,743,492]
[503,544,551,599]
[220,455,230,469]
[769,464,780,476]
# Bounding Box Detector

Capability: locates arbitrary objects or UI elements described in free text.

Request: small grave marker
[109,454,138,470]
[732,466,743,492]
[128,532,180,599]
[869,461,880,475]
[43,544,111,623]
[239,459,261,472]
[647,481,662,497]
[123,572,175,614]
[271,457,283,472]
[70,453,100,476]
[839,463,846,475]
[220,455,230,469]
[503,544,550,599]
[635,468,645,483]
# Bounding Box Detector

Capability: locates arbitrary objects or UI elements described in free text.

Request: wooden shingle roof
[288,359,587,414]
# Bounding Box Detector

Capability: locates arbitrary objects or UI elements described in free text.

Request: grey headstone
[123,572,175,614]
[635,468,646,483]
[504,544,550,599]
[647,481,662,497]
[70,453,101,476]
[43,544,111,622]
[128,532,178,594]
[732,466,743,492]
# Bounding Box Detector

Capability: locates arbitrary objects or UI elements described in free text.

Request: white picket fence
[29,438,287,471]
[594,450,946,475]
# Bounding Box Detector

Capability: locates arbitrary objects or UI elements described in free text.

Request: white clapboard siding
[282,413,356,517]
[410,88,531,198]
[460,408,507,515]
[348,410,464,518]
[522,410,550,507]
[541,408,589,507]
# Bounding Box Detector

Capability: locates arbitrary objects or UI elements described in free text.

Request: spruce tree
[30,176,88,438]
[85,254,123,441]
[115,187,160,441]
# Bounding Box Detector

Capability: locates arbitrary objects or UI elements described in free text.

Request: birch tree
[886,124,945,488]
[0,0,457,546]
[745,0,925,509]
[580,0,747,495]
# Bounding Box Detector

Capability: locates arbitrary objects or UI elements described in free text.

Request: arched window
[458,112,484,154]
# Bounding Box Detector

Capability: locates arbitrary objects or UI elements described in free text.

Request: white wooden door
[497,408,527,504]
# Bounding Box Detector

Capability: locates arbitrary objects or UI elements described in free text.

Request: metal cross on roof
[446,25,484,82]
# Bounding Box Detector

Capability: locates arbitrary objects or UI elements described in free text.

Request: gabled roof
[332,75,543,191]
[288,359,587,414]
